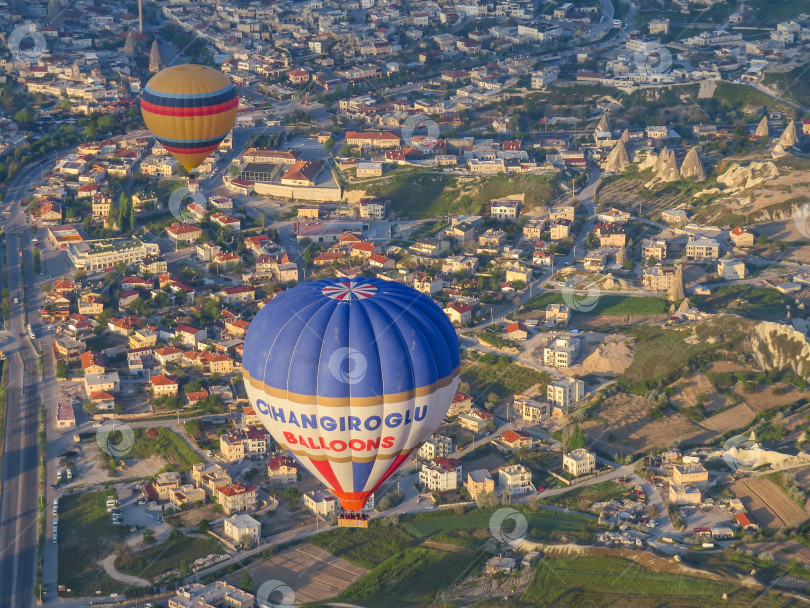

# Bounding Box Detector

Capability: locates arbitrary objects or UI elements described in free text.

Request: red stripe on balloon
[141,97,238,117]
[308,457,343,493]
[368,452,411,494]
[162,143,219,156]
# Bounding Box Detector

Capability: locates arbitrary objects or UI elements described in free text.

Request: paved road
[0,157,51,608]
[0,144,79,607]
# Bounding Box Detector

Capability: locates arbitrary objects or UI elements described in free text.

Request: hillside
[345,169,560,219]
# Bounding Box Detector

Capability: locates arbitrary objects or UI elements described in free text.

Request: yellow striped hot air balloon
[140,64,238,172]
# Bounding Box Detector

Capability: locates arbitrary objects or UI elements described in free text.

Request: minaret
[138,0,143,33]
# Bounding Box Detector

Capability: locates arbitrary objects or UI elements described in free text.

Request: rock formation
[657,148,680,182]
[653,146,669,174]
[620,128,630,143]
[668,264,684,302]
[604,140,631,173]
[755,116,769,138]
[48,0,62,23]
[123,30,136,56]
[716,161,778,191]
[616,246,627,265]
[680,147,705,181]
[750,320,810,377]
[779,121,798,148]
[596,112,610,133]
[638,150,658,171]
[149,39,163,73]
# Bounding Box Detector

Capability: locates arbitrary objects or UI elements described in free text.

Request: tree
[198,519,210,533]
[324,137,335,152]
[568,424,585,450]
[240,569,254,592]
[240,534,256,551]
[283,487,301,502]
[142,529,156,544]
[129,197,135,231]
[13,109,34,126]
[184,418,205,439]
[106,198,115,229]
[118,193,129,230]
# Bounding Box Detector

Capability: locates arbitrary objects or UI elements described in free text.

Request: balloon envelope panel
[140,64,238,171]
[244,278,460,510]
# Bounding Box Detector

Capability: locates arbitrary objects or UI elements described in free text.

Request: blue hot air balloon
[243,277,460,512]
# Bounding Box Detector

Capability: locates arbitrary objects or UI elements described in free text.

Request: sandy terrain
[669,373,733,412]
[701,403,757,434]
[582,393,711,454]
[706,361,752,374]
[566,335,634,376]
[747,540,810,567]
[730,478,809,529]
[226,543,367,604]
[167,504,222,528]
[736,384,809,413]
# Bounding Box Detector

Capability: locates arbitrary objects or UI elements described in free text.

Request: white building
[531,67,560,89]
[515,394,552,422]
[419,458,462,492]
[498,464,534,495]
[717,258,746,280]
[418,435,454,460]
[563,449,596,477]
[686,236,720,260]
[543,336,580,368]
[547,378,585,408]
[490,198,521,220]
[303,489,338,516]
[223,513,261,546]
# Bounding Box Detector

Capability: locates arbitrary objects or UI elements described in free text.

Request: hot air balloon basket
[338,512,369,528]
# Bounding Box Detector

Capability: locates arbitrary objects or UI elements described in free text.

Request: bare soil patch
[701,403,757,434]
[736,383,807,413]
[166,504,222,528]
[568,335,634,376]
[706,361,751,374]
[669,373,732,413]
[582,393,711,454]
[226,543,367,604]
[730,477,809,529]
[747,540,810,567]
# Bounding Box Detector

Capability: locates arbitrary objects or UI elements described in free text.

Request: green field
[693,285,794,321]
[402,507,595,543]
[523,292,669,316]
[461,354,551,404]
[128,428,202,471]
[58,491,133,597]
[316,507,598,607]
[541,480,628,512]
[351,169,559,219]
[310,526,417,569]
[711,81,793,116]
[142,211,179,235]
[335,546,484,608]
[520,555,788,607]
[115,533,223,582]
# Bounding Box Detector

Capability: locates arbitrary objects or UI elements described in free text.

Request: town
[2,0,810,607]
